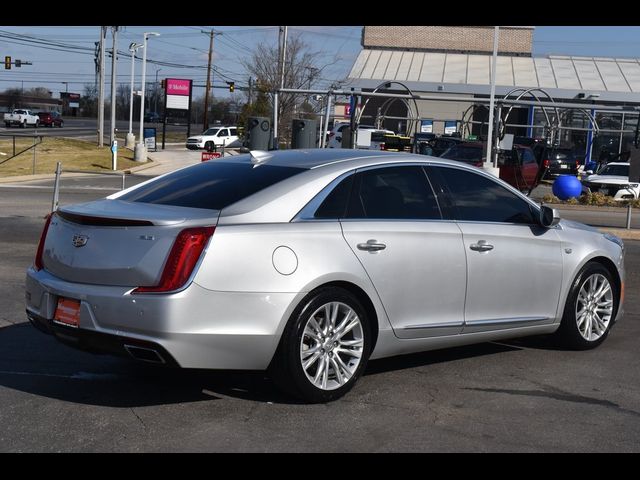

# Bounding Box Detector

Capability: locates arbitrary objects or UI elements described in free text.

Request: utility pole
[97,26,107,147]
[248,76,253,106]
[273,25,287,149]
[109,26,119,146]
[202,28,221,131]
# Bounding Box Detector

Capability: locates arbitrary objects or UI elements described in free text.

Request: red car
[36,111,64,128]
[439,141,541,191]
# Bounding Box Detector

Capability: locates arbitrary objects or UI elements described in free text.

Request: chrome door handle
[470,240,494,252]
[357,240,387,252]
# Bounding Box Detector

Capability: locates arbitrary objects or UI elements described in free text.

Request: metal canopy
[347,49,640,102]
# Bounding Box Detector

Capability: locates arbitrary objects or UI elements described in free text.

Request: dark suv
[36,111,63,128]
[538,146,581,177]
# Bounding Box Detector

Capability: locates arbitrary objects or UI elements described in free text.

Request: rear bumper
[25,267,298,370]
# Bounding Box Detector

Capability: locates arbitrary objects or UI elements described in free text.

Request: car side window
[229,128,238,136]
[435,166,536,224]
[219,129,229,137]
[346,166,441,220]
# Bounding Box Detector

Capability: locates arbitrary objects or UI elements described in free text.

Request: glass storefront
[531,107,638,164]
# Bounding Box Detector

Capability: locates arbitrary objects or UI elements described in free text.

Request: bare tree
[243,33,333,145]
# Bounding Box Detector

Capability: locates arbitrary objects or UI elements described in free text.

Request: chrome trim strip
[404,322,463,330]
[465,316,549,327]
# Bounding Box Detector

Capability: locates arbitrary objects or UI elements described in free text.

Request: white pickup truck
[4,109,40,128]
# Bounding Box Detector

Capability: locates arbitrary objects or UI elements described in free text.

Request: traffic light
[4,56,11,70]
[160,79,166,89]
[15,59,21,67]
[228,81,235,93]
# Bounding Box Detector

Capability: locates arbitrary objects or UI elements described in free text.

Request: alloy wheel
[575,273,614,341]
[299,301,365,391]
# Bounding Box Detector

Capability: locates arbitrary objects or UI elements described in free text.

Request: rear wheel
[204,141,214,152]
[555,262,618,349]
[270,287,371,403]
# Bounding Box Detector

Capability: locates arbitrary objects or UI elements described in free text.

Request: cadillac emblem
[72,234,89,248]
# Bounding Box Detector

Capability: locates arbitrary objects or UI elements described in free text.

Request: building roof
[347,49,640,102]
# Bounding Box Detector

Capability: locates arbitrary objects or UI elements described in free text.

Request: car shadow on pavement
[0,322,300,407]
[0,322,536,406]
[364,342,522,376]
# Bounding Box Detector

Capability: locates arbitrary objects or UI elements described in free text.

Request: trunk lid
[42,199,219,287]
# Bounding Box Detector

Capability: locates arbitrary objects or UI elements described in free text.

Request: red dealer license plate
[53,298,81,328]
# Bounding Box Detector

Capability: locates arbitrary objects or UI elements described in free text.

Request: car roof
[224,148,486,170]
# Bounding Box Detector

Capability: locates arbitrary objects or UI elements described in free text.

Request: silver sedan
[25,149,625,403]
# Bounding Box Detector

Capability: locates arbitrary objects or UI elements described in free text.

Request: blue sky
[1,26,639,100]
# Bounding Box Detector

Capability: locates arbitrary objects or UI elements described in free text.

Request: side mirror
[540,205,560,228]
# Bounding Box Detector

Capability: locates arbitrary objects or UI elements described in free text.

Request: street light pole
[109,26,119,146]
[134,32,160,162]
[126,42,143,148]
[484,26,500,177]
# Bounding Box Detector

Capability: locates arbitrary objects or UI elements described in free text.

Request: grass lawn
[0,136,147,177]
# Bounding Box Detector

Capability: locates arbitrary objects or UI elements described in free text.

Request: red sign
[167,79,191,96]
[202,152,222,162]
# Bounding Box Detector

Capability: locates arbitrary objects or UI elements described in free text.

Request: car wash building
[346,26,640,163]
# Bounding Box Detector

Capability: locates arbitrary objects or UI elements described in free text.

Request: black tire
[269,287,372,403]
[204,141,215,152]
[555,262,618,350]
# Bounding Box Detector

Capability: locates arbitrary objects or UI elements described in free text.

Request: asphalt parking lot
[1,179,639,452]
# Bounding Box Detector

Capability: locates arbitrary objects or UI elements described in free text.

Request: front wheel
[555,262,618,350]
[270,287,372,403]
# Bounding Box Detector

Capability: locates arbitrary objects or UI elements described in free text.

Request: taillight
[542,159,550,168]
[132,226,215,294]
[575,159,580,168]
[34,213,53,271]
[380,142,386,150]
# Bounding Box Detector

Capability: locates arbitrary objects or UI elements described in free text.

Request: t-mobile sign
[165,78,192,110]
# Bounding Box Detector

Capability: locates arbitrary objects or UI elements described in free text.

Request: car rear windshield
[441,145,483,163]
[119,161,306,210]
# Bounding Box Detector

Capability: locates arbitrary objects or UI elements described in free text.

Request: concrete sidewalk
[0,147,240,183]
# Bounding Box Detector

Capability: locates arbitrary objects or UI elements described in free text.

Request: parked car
[26,149,624,403]
[36,111,63,128]
[4,109,39,128]
[186,126,240,150]
[539,147,582,178]
[431,136,464,157]
[439,141,541,191]
[582,162,639,200]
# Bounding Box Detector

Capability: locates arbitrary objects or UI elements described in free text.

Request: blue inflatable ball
[552,175,582,200]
